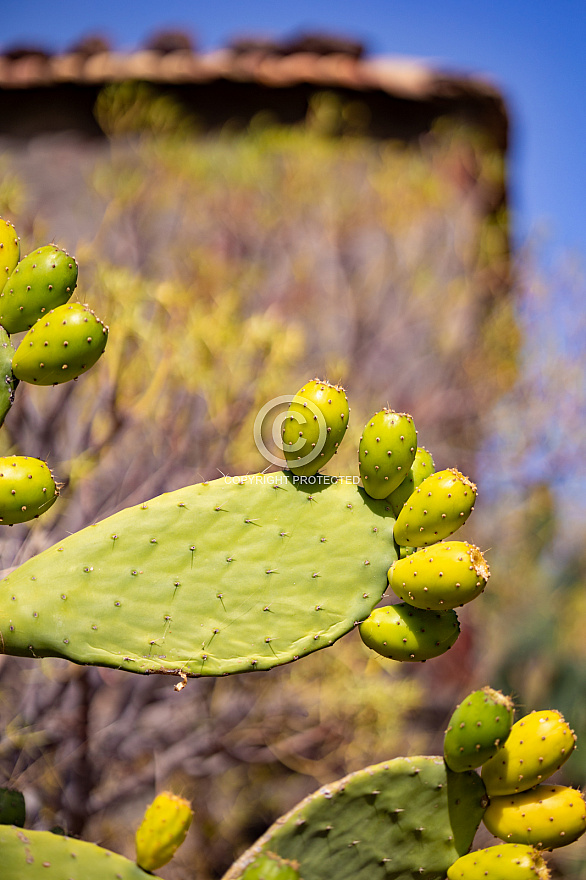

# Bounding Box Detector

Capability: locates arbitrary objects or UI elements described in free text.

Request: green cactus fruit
[12,302,108,386]
[281,379,349,476]
[241,852,301,880]
[0,455,59,525]
[359,602,459,662]
[0,825,154,879]
[393,468,477,547]
[481,709,576,796]
[223,756,487,880]
[135,790,193,871]
[358,409,418,499]
[0,245,78,334]
[0,473,396,676]
[387,446,435,517]
[0,325,17,429]
[443,686,515,773]
[483,784,586,849]
[0,787,26,826]
[388,541,490,611]
[0,218,20,285]
[447,844,550,879]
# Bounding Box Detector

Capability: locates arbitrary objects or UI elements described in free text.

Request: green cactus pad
[388,542,490,611]
[444,686,514,773]
[447,844,550,879]
[0,473,395,676]
[359,410,418,500]
[0,326,17,429]
[12,302,108,386]
[359,602,460,662]
[483,784,586,849]
[387,446,435,518]
[0,218,20,285]
[241,852,301,880]
[0,245,78,334]
[0,456,59,525]
[393,469,477,548]
[481,709,576,796]
[282,379,349,476]
[223,756,487,880]
[0,826,154,880]
[0,788,26,826]
[135,791,193,871]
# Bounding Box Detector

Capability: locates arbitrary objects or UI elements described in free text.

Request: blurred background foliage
[0,81,585,878]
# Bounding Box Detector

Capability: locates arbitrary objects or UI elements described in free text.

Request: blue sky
[2,0,585,266]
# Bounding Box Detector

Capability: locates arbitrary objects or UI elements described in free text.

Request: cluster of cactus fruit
[0,220,584,878]
[0,217,108,525]
[2,687,584,878]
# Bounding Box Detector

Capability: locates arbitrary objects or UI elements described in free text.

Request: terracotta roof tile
[0,48,503,106]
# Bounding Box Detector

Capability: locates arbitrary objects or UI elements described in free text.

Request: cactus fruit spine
[387,445,435,517]
[282,379,349,476]
[444,686,514,772]
[0,455,59,525]
[359,602,460,661]
[388,542,490,611]
[481,709,576,795]
[135,791,193,871]
[393,468,477,547]
[0,218,19,283]
[483,784,586,849]
[223,756,487,880]
[447,844,550,879]
[358,409,417,499]
[12,302,108,386]
[0,245,78,334]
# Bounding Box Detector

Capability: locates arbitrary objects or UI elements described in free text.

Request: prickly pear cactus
[388,542,490,611]
[387,446,435,518]
[0,826,154,880]
[447,844,550,879]
[0,326,16,428]
[223,756,487,880]
[358,409,417,499]
[359,602,460,661]
[0,788,25,826]
[282,379,349,476]
[0,473,395,676]
[0,218,19,283]
[443,686,514,773]
[0,245,78,334]
[483,784,586,849]
[12,302,108,386]
[242,852,301,880]
[481,709,576,795]
[135,791,193,871]
[0,455,59,525]
[393,469,476,547]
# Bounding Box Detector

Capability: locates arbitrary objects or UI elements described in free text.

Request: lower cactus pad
[0,473,395,676]
[0,826,152,880]
[224,756,487,880]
